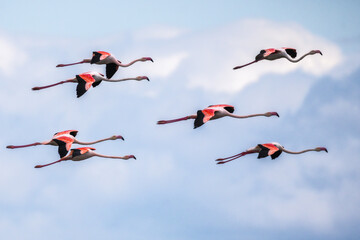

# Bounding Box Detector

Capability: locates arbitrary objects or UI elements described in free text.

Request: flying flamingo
[56,51,153,78]
[6,130,124,158]
[32,71,149,98]
[157,104,279,129]
[34,147,136,168]
[233,48,322,70]
[216,142,328,164]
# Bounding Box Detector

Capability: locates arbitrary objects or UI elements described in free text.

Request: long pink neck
[216,150,256,164]
[34,159,65,168]
[284,52,313,63]
[56,59,91,67]
[74,137,115,145]
[7,142,42,149]
[282,148,317,154]
[32,79,76,90]
[227,113,267,119]
[118,58,143,67]
[92,153,128,159]
[233,60,258,70]
[157,115,197,124]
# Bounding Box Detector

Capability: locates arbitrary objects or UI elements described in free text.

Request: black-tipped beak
[324,148,328,153]
[150,58,154,62]
[146,77,150,81]
[275,113,279,117]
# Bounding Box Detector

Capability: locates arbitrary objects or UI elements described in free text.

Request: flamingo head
[112,135,124,140]
[265,112,280,117]
[136,76,150,81]
[124,155,136,160]
[310,50,322,55]
[315,147,328,152]
[142,57,153,62]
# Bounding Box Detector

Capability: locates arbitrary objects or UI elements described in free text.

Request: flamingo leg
[32,80,76,90]
[216,151,255,164]
[157,116,195,124]
[233,60,258,70]
[34,159,65,168]
[6,142,42,149]
[56,60,89,67]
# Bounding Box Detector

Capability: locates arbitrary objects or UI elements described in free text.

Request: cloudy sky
[1,1,360,239]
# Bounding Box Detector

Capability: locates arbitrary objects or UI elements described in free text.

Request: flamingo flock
[6,47,327,168]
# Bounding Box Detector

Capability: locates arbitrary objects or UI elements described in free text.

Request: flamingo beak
[131,155,136,160]
[146,57,153,62]
[315,50,323,55]
[144,76,150,81]
[117,135,124,141]
[273,112,280,117]
[320,147,328,152]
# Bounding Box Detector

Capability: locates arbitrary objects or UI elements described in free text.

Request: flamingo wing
[194,108,216,129]
[53,137,73,158]
[283,47,297,58]
[76,74,95,98]
[91,51,111,64]
[258,143,282,160]
[264,48,280,57]
[208,104,235,113]
[106,63,119,79]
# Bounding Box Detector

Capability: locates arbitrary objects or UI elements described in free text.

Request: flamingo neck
[118,58,143,67]
[282,148,317,154]
[285,52,312,63]
[103,77,141,82]
[92,153,128,159]
[74,137,113,145]
[56,59,91,67]
[227,113,266,119]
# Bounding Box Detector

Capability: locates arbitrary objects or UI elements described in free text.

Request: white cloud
[0,35,27,76]
[183,19,342,93]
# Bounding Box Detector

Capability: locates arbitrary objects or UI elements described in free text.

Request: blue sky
[1,1,360,240]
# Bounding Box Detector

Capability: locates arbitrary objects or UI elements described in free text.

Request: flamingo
[233,48,322,70]
[216,142,328,164]
[34,147,136,168]
[6,130,124,158]
[56,51,153,78]
[157,104,279,129]
[32,71,149,98]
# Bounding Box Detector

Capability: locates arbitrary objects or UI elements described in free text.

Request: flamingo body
[194,104,235,128]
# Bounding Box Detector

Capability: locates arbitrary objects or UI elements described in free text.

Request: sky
[1,1,360,239]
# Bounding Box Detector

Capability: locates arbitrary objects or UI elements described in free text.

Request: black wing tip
[194,110,205,129]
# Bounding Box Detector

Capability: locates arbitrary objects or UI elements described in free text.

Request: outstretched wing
[194,108,216,129]
[257,143,282,160]
[283,47,297,58]
[53,138,73,158]
[106,63,119,79]
[91,51,110,64]
[76,74,95,98]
